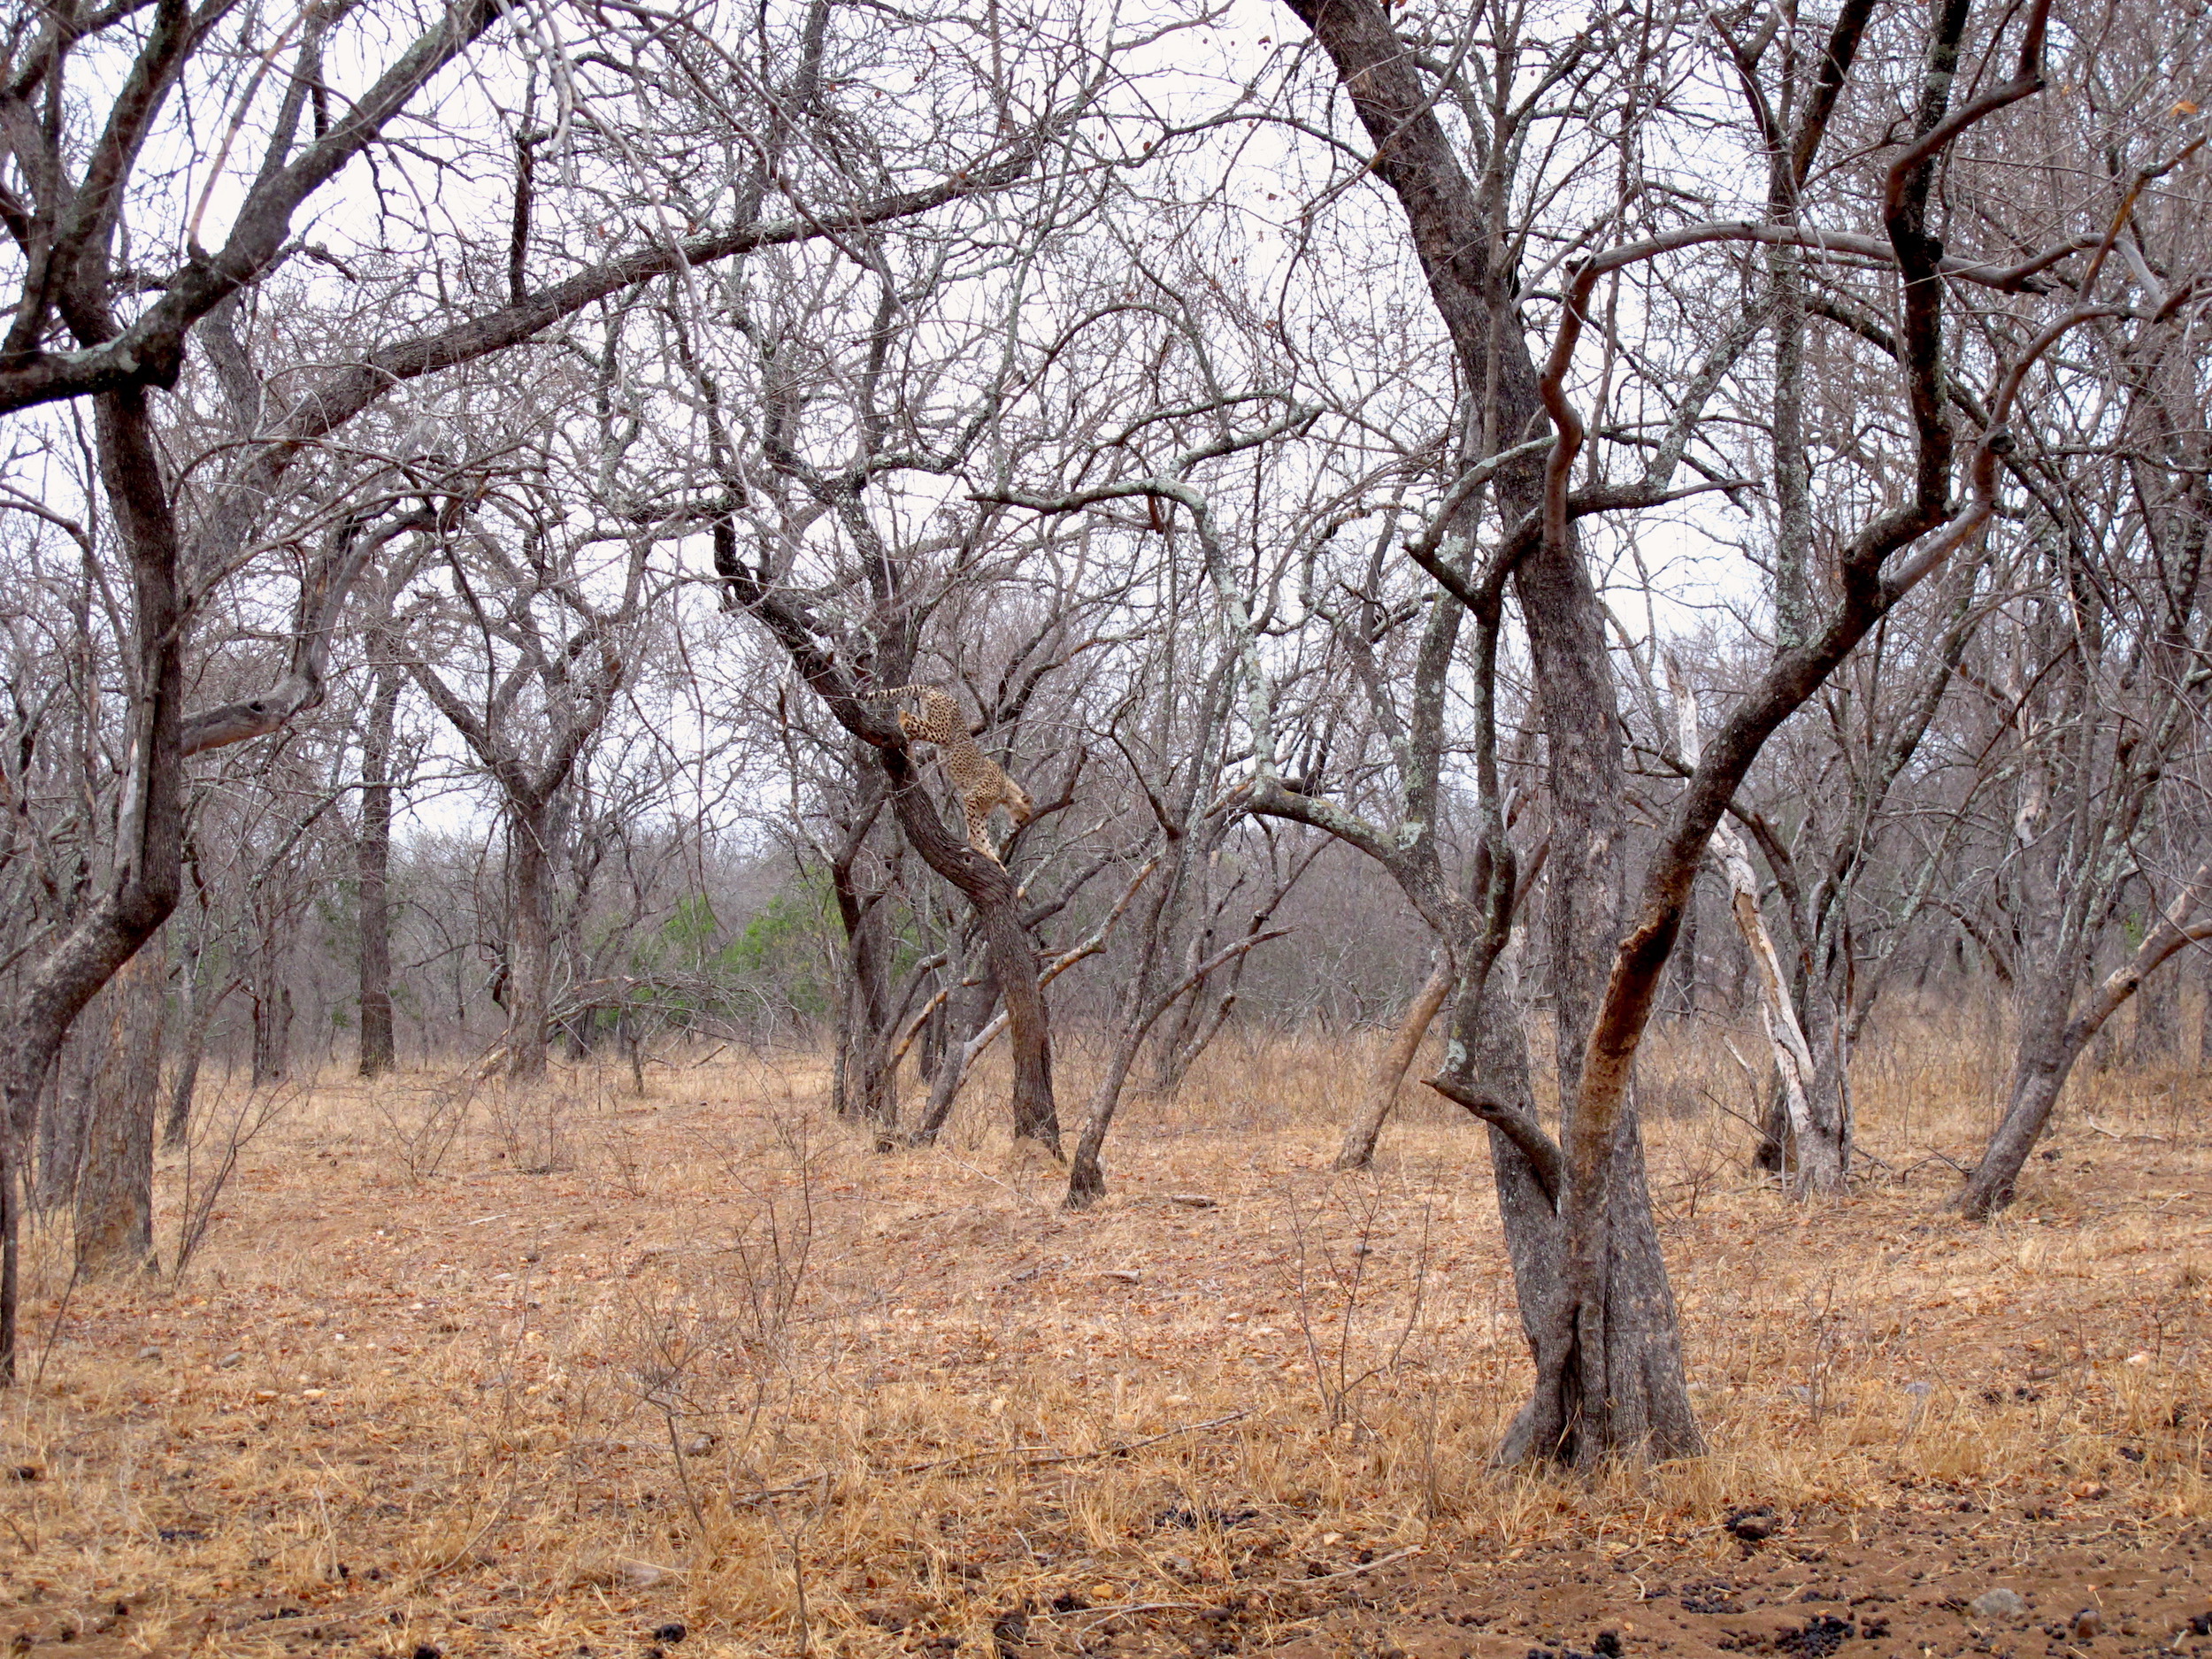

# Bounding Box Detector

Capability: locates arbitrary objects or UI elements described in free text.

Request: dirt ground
[1,1026,2207,1658]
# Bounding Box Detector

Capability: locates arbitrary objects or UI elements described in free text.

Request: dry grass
[1,1009,2207,1656]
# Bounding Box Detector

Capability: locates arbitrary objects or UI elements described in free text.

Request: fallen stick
[1298,1545,1425,1583]
[726,1410,1253,1506]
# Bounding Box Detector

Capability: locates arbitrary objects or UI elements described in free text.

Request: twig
[727,1411,1253,1507]
[1298,1545,1424,1583]
[2083,1117,2165,1143]
[1012,1409,1249,1469]
[1062,1601,1206,1633]
[896,1442,1061,1476]
[33,1257,87,1389]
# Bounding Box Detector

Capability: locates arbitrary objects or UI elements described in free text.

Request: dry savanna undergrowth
[2,1011,2208,1658]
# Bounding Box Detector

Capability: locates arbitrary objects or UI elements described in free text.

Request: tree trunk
[1066,850,1202,1207]
[2198,975,2211,1071]
[1959,874,2211,1218]
[357,659,402,1078]
[250,974,293,1087]
[2,387,190,1375]
[979,893,1056,1152]
[505,798,554,1081]
[1668,882,1699,1018]
[1066,1020,1151,1208]
[912,972,1000,1145]
[74,943,165,1277]
[2129,963,2177,1069]
[1148,923,1220,1094]
[918,995,947,1083]
[1281,0,1701,1463]
[164,974,234,1148]
[1715,826,1839,1192]
[37,1060,88,1212]
[1333,956,1452,1171]
[831,878,897,1137]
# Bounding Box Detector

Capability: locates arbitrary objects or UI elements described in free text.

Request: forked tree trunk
[1280,0,1705,1463]
[1065,1022,1153,1208]
[1333,956,1453,1171]
[1067,854,1277,1208]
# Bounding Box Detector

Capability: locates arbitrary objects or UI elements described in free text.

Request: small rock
[2071,1609,2101,1640]
[215,1351,244,1369]
[683,1434,714,1456]
[625,1560,668,1589]
[1595,1632,1624,1658]
[2188,1613,2212,1638]
[135,1346,162,1363]
[651,1623,687,1644]
[1970,1588,2027,1620]
[1169,1194,1218,1209]
[1100,1269,1142,1284]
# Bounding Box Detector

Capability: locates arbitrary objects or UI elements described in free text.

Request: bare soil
[1,1028,2207,1659]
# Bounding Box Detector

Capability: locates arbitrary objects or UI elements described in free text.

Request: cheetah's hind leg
[964,799,1007,865]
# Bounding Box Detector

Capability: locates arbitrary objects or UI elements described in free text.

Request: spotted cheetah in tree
[867,684,1034,864]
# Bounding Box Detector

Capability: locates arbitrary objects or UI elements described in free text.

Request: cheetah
[866,684,1034,864]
